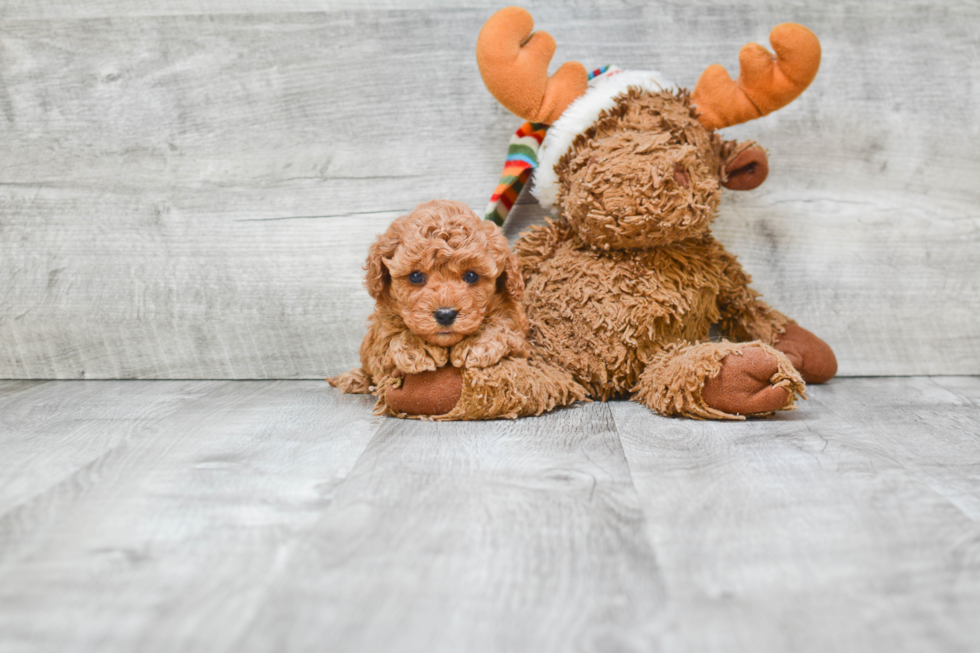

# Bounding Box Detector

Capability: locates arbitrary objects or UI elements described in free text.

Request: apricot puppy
[329,200,529,402]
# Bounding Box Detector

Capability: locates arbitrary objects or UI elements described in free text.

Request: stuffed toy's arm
[716,251,837,384]
[381,357,585,421]
[716,251,793,345]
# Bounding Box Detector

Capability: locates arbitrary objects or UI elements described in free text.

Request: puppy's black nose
[434,308,458,326]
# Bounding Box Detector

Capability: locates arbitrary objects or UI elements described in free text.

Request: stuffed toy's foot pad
[386,365,464,416]
[775,324,838,384]
[702,346,792,416]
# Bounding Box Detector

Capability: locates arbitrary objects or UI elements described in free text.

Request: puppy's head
[365,200,522,348]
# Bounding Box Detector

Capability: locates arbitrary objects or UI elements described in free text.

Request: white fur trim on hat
[531,68,677,210]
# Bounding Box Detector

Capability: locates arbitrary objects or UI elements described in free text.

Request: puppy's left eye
[463,270,479,284]
[408,271,426,285]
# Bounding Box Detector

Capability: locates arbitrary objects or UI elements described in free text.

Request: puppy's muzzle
[434,308,458,326]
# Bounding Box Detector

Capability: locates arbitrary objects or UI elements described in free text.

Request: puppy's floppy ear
[498,249,525,302]
[364,228,400,300]
[483,221,524,301]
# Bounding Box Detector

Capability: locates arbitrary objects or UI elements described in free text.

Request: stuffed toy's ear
[364,230,399,300]
[723,144,769,191]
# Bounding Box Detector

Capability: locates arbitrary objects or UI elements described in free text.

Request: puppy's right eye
[407,271,426,285]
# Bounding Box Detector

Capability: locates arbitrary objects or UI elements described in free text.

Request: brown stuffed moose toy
[333,6,837,420]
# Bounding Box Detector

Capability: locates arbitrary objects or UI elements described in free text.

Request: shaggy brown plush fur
[635,340,805,420]
[328,200,584,419]
[558,89,725,250]
[515,216,797,405]
[418,88,833,420]
[501,89,822,418]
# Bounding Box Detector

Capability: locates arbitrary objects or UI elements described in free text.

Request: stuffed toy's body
[517,219,807,418]
[506,82,837,418]
[345,7,837,420]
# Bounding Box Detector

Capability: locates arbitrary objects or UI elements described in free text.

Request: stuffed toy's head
[365,200,524,348]
[478,7,820,250]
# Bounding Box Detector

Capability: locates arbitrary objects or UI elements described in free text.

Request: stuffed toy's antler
[692,23,821,131]
[476,6,589,124]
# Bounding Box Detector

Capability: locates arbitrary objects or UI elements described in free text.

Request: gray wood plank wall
[1,1,977,379]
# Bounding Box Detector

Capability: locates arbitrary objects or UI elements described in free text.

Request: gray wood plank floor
[0,378,977,653]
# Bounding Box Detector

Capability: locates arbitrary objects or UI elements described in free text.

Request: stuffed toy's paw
[701,346,802,415]
[774,324,838,384]
[385,365,464,416]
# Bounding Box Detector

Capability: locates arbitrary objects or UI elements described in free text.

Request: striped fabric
[483,122,548,226]
[589,65,611,79]
[484,66,611,225]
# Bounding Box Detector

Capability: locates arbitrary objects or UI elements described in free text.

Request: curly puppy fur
[329,200,531,404]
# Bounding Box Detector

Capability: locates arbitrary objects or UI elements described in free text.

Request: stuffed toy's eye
[463,271,480,284]
[408,271,426,285]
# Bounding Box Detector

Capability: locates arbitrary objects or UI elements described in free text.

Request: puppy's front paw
[451,339,507,369]
[392,346,439,374]
[389,332,448,375]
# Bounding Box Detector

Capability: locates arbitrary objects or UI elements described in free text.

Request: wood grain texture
[611,378,980,653]
[0,0,471,20]
[238,401,666,653]
[0,380,221,515]
[0,1,977,378]
[0,377,978,652]
[0,380,49,402]
[0,380,383,653]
